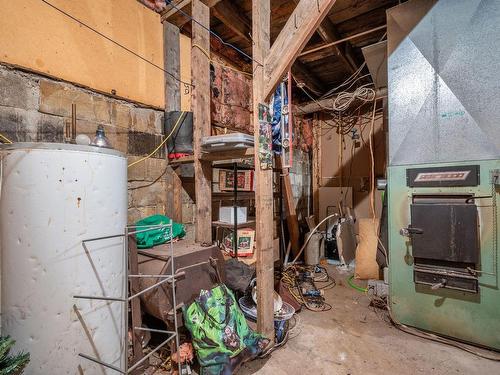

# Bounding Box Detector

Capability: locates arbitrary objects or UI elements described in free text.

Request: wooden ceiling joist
[290,0,358,73]
[263,0,337,99]
[161,0,222,23]
[212,1,252,44]
[315,17,358,73]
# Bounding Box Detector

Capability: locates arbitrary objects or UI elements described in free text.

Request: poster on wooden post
[258,104,273,170]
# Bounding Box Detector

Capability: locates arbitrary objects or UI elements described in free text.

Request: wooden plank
[315,17,358,73]
[263,0,337,99]
[161,0,222,20]
[201,147,254,161]
[253,0,275,341]
[212,220,256,229]
[279,157,300,257]
[163,22,184,224]
[312,113,321,223]
[162,0,191,20]
[169,155,196,165]
[192,0,212,245]
[212,1,252,44]
[290,0,358,74]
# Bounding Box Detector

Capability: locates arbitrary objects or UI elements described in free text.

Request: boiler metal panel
[387,0,500,166]
[411,203,479,263]
[388,160,500,350]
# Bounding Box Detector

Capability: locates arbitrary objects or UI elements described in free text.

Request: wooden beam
[315,17,358,73]
[212,1,252,44]
[312,113,321,223]
[263,0,337,99]
[161,0,222,24]
[192,0,212,245]
[162,0,191,19]
[201,0,223,6]
[279,157,300,258]
[290,0,357,73]
[163,22,183,223]
[253,0,275,341]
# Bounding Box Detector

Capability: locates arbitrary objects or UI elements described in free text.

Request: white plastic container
[219,206,247,224]
[0,143,127,374]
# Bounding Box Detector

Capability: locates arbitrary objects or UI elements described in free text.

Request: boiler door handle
[431,278,447,290]
[400,226,424,237]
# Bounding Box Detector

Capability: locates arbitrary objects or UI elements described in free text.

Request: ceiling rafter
[291,0,358,73]
[211,1,252,44]
[264,0,337,99]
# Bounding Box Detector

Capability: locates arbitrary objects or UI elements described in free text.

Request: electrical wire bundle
[332,85,376,112]
[281,265,335,312]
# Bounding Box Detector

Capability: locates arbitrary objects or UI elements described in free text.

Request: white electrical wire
[332,85,377,112]
[286,213,340,266]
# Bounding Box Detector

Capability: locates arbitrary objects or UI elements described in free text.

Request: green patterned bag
[183,284,269,374]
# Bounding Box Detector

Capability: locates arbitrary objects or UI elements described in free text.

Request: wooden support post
[312,113,321,224]
[192,0,212,245]
[279,157,300,257]
[163,21,183,224]
[253,0,275,341]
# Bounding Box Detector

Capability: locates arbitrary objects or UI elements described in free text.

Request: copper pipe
[71,103,77,143]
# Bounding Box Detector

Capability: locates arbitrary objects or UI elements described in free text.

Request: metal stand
[74,223,181,374]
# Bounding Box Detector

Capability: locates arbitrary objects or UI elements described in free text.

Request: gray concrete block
[39,80,112,124]
[0,106,39,142]
[0,66,39,110]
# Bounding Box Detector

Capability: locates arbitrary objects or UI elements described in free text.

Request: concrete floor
[147,266,500,374]
[239,267,500,375]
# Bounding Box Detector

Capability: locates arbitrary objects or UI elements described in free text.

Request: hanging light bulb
[91,125,113,149]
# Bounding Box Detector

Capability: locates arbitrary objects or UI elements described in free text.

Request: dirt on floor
[147,266,500,375]
[240,266,500,375]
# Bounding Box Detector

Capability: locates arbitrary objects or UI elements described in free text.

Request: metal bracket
[75,223,181,374]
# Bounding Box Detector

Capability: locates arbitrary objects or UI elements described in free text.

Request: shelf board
[168,148,254,165]
[212,220,256,229]
[201,147,254,161]
[212,191,255,198]
[168,155,194,165]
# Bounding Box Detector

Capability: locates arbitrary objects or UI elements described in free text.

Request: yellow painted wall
[0,0,191,109]
[180,34,192,111]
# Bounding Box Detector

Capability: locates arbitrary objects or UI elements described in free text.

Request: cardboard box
[223,228,255,257]
[219,169,254,191]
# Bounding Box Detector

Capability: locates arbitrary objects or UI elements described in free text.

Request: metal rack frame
[74,223,181,374]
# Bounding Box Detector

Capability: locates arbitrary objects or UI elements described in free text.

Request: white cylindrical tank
[0,143,127,374]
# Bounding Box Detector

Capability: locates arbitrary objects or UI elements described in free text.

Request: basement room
[1,0,500,374]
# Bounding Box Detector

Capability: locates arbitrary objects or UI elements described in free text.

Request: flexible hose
[286,213,339,266]
[347,275,367,293]
[128,111,186,168]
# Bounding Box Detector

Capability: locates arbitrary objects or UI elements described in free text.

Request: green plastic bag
[183,284,269,375]
[134,214,185,249]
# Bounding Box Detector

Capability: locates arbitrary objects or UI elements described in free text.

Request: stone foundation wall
[0,64,194,227]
